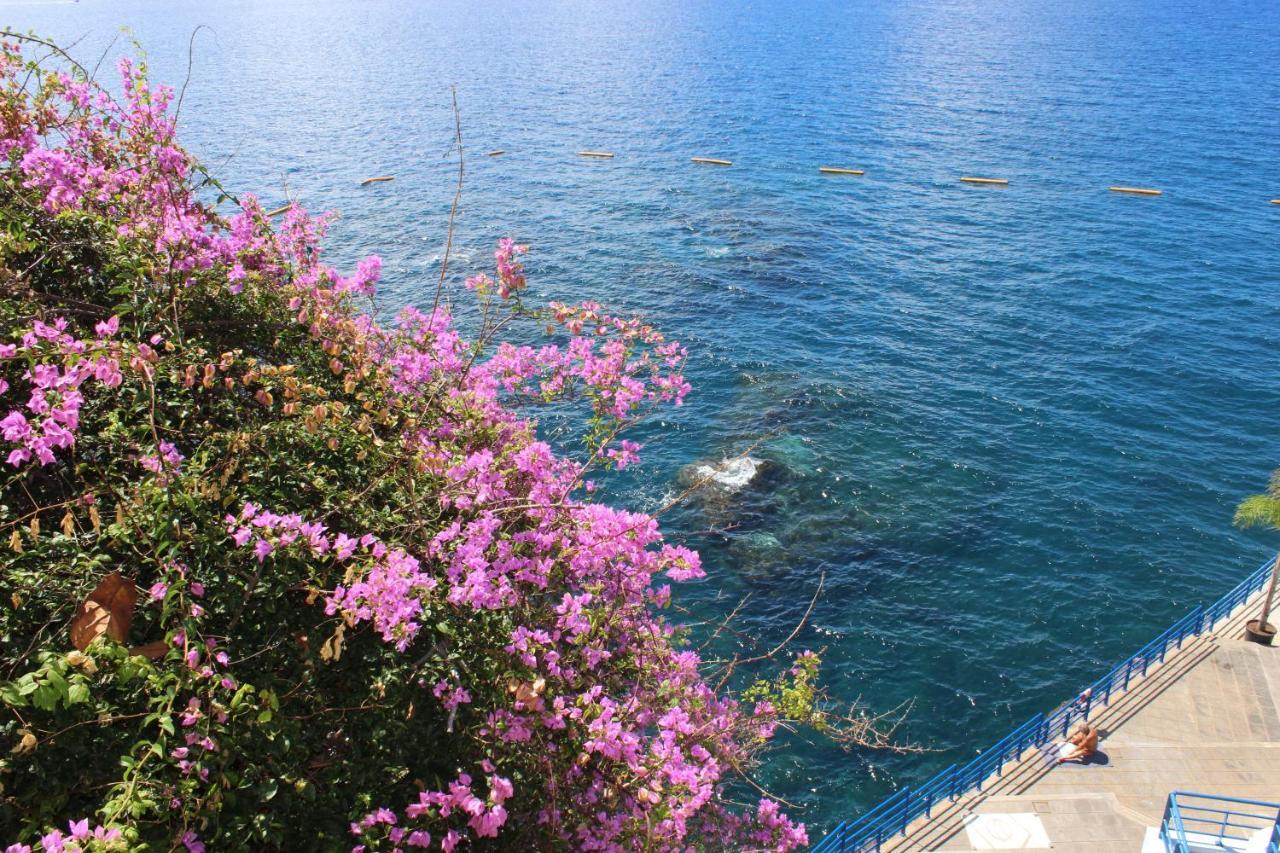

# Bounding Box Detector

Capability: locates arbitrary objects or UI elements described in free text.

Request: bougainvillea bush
[0,40,819,851]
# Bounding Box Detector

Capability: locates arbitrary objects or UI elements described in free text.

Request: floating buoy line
[331,153,1279,207]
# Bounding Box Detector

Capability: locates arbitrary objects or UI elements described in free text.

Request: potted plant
[1233,470,1280,645]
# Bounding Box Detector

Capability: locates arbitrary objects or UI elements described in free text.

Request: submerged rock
[726,530,789,576]
[676,454,791,536]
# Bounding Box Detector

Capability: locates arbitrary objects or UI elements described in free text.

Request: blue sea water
[7,0,1280,837]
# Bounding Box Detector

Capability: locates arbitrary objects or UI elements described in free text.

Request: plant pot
[1245,619,1277,646]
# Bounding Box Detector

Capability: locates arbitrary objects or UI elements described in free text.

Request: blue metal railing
[1160,791,1280,852]
[812,555,1277,853]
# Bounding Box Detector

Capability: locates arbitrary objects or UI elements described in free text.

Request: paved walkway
[881,589,1280,852]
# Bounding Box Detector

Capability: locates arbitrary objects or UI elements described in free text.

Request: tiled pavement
[873,589,1280,852]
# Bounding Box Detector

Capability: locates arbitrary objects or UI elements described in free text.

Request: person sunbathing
[1056,723,1099,763]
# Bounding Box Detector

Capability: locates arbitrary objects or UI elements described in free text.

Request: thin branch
[87,32,120,86]
[430,85,464,323]
[174,25,209,123]
[733,571,824,668]
[651,436,774,518]
[0,30,91,79]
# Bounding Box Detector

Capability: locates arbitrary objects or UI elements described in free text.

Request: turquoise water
[9,0,1280,836]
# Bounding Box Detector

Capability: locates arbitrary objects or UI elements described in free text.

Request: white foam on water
[693,456,761,491]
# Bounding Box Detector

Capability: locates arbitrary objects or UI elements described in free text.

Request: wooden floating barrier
[577,151,615,158]
[359,175,395,186]
[960,176,1009,185]
[265,204,291,217]
[488,149,505,156]
[1109,186,1162,196]
[1271,199,1280,205]
[691,157,732,166]
[819,167,864,175]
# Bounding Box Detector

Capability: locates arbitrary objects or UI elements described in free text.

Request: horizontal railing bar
[1173,814,1270,828]
[1173,805,1272,819]
[1173,791,1280,809]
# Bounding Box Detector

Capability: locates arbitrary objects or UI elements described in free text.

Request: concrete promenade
[881,586,1280,852]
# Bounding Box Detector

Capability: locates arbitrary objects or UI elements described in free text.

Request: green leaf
[32,683,58,712]
[0,683,25,706]
[66,683,90,706]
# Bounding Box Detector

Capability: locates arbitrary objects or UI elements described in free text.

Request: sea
[6,0,1280,838]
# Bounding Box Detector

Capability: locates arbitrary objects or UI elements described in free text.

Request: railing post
[899,789,911,837]
[1083,689,1094,720]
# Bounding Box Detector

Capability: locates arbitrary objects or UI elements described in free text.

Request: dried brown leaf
[12,729,36,755]
[128,641,169,660]
[70,572,137,651]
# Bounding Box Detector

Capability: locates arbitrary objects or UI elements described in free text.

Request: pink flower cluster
[0,317,122,468]
[4,820,123,853]
[140,440,184,482]
[351,766,513,852]
[226,504,439,651]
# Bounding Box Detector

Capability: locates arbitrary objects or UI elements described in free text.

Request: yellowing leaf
[70,572,138,651]
[320,623,346,662]
[60,511,75,537]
